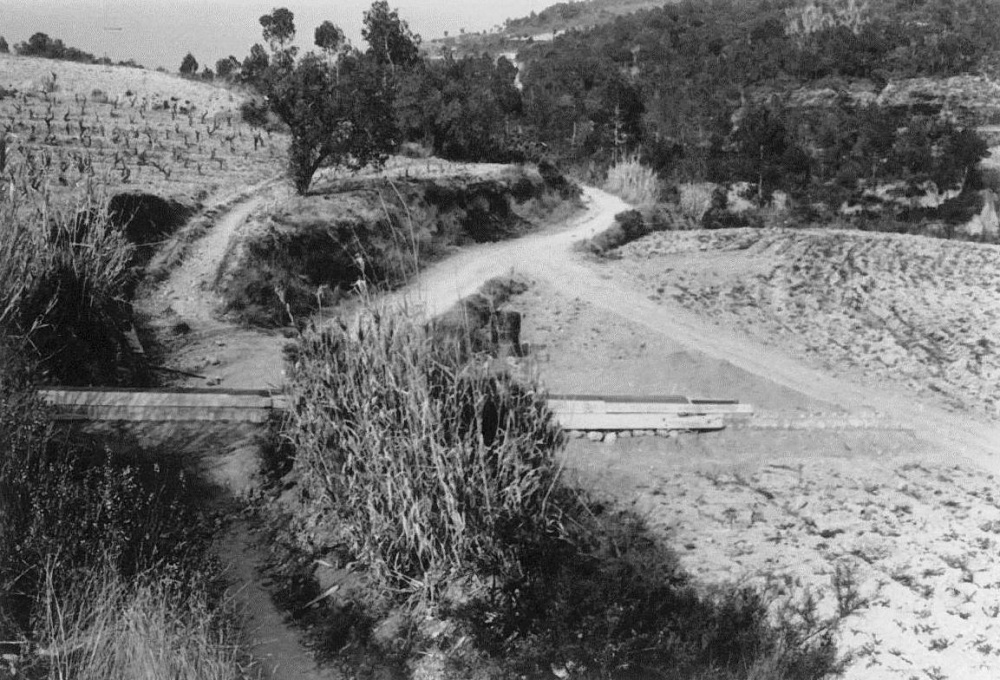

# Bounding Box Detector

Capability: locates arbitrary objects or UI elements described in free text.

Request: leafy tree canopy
[260,7,296,51]
[241,43,270,85]
[15,32,98,63]
[179,52,199,75]
[252,6,400,194]
[362,0,421,70]
[315,20,346,56]
[215,55,240,78]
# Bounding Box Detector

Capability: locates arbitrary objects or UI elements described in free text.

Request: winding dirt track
[152,182,999,465]
[394,186,1000,471]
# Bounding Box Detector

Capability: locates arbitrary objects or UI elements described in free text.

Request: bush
[581,208,688,255]
[274,299,845,678]
[284,302,565,600]
[604,155,661,206]
[0,378,207,642]
[239,98,272,129]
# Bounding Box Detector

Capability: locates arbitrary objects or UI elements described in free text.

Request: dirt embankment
[217,163,580,328]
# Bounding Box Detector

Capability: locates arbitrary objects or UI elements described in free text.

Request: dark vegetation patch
[506,0,996,240]
[581,207,694,255]
[108,192,196,250]
[12,31,142,68]
[14,262,149,385]
[7,196,151,386]
[222,168,578,328]
[0,363,217,661]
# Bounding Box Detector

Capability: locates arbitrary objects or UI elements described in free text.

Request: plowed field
[614,228,1000,420]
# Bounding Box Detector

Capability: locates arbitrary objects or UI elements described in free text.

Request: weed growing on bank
[0,343,255,679]
[285,301,565,600]
[30,565,254,680]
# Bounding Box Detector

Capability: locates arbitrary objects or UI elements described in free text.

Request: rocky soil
[562,431,1000,680]
[613,228,1000,421]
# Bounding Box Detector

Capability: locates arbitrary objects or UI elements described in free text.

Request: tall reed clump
[604,154,661,207]
[0,138,143,384]
[284,301,565,601]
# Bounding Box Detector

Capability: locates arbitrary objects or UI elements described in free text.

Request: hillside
[424,0,663,59]
[0,53,281,207]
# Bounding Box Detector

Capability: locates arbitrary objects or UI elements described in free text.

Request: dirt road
[146,180,999,463]
[392,187,999,470]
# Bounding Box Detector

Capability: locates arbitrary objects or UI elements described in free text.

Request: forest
[229,0,1000,216]
[512,0,999,205]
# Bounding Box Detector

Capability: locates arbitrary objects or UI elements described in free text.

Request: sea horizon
[0,0,547,72]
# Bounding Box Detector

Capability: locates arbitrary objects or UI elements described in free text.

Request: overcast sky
[0,0,546,70]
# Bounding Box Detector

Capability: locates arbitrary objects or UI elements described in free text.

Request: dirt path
[142,187,290,390]
[159,196,269,324]
[381,185,628,318]
[215,522,337,680]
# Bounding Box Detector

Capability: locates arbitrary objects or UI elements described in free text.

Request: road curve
[390,185,1000,470]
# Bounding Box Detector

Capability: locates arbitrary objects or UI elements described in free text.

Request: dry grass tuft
[604,155,660,207]
[33,565,257,680]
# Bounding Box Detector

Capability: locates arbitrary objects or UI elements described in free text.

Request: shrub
[0,377,208,640]
[604,155,661,206]
[581,207,690,255]
[274,297,844,678]
[238,98,272,129]
[284,301,564,600]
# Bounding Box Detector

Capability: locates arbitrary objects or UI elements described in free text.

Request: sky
[0,0,547,71]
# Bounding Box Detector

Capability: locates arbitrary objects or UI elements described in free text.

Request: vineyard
[0,54,282,205]
[615,228,1000,420]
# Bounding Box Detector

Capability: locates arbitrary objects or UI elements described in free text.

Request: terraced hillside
[0,54,282,205]
[614,229,1000,420]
